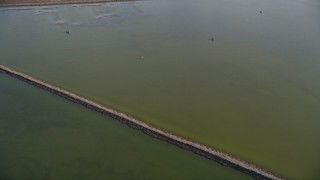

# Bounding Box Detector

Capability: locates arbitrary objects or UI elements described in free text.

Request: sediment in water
[0,64,282,180]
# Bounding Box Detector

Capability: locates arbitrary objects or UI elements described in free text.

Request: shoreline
[0,0,136,7]
[0,64,282,180]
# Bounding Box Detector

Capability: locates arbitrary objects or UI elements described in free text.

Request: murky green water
[0,74,249,179]
[1,0,320,178]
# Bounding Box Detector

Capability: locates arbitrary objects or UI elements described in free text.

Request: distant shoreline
[0,0,136,7]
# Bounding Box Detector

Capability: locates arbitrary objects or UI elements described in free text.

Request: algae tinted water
[0,74,248,179]
[1,0,320,178]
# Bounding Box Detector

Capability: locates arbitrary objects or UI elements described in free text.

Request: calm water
[0,74,248,179]
[0,0,320,178]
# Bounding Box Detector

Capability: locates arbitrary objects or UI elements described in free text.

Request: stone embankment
[0,64,282,180]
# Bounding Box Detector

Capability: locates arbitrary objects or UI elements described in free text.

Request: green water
[1,0,320,178]
[0,74,249,179]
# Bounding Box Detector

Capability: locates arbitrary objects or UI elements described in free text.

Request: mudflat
[0,0,132,6]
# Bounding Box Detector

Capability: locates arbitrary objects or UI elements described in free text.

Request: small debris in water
[210,37,215,42]
[260,10,263,14]
[66,30,70,35]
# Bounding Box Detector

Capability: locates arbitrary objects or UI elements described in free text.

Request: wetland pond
[1,0,320,178]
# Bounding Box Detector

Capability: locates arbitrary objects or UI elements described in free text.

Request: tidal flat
[1,0,320,178]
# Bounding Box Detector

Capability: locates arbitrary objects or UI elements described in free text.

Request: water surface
[1,0,320,178]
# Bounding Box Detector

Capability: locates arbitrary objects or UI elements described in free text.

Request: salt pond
[0,74,248,179]
[1,0,320,178]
